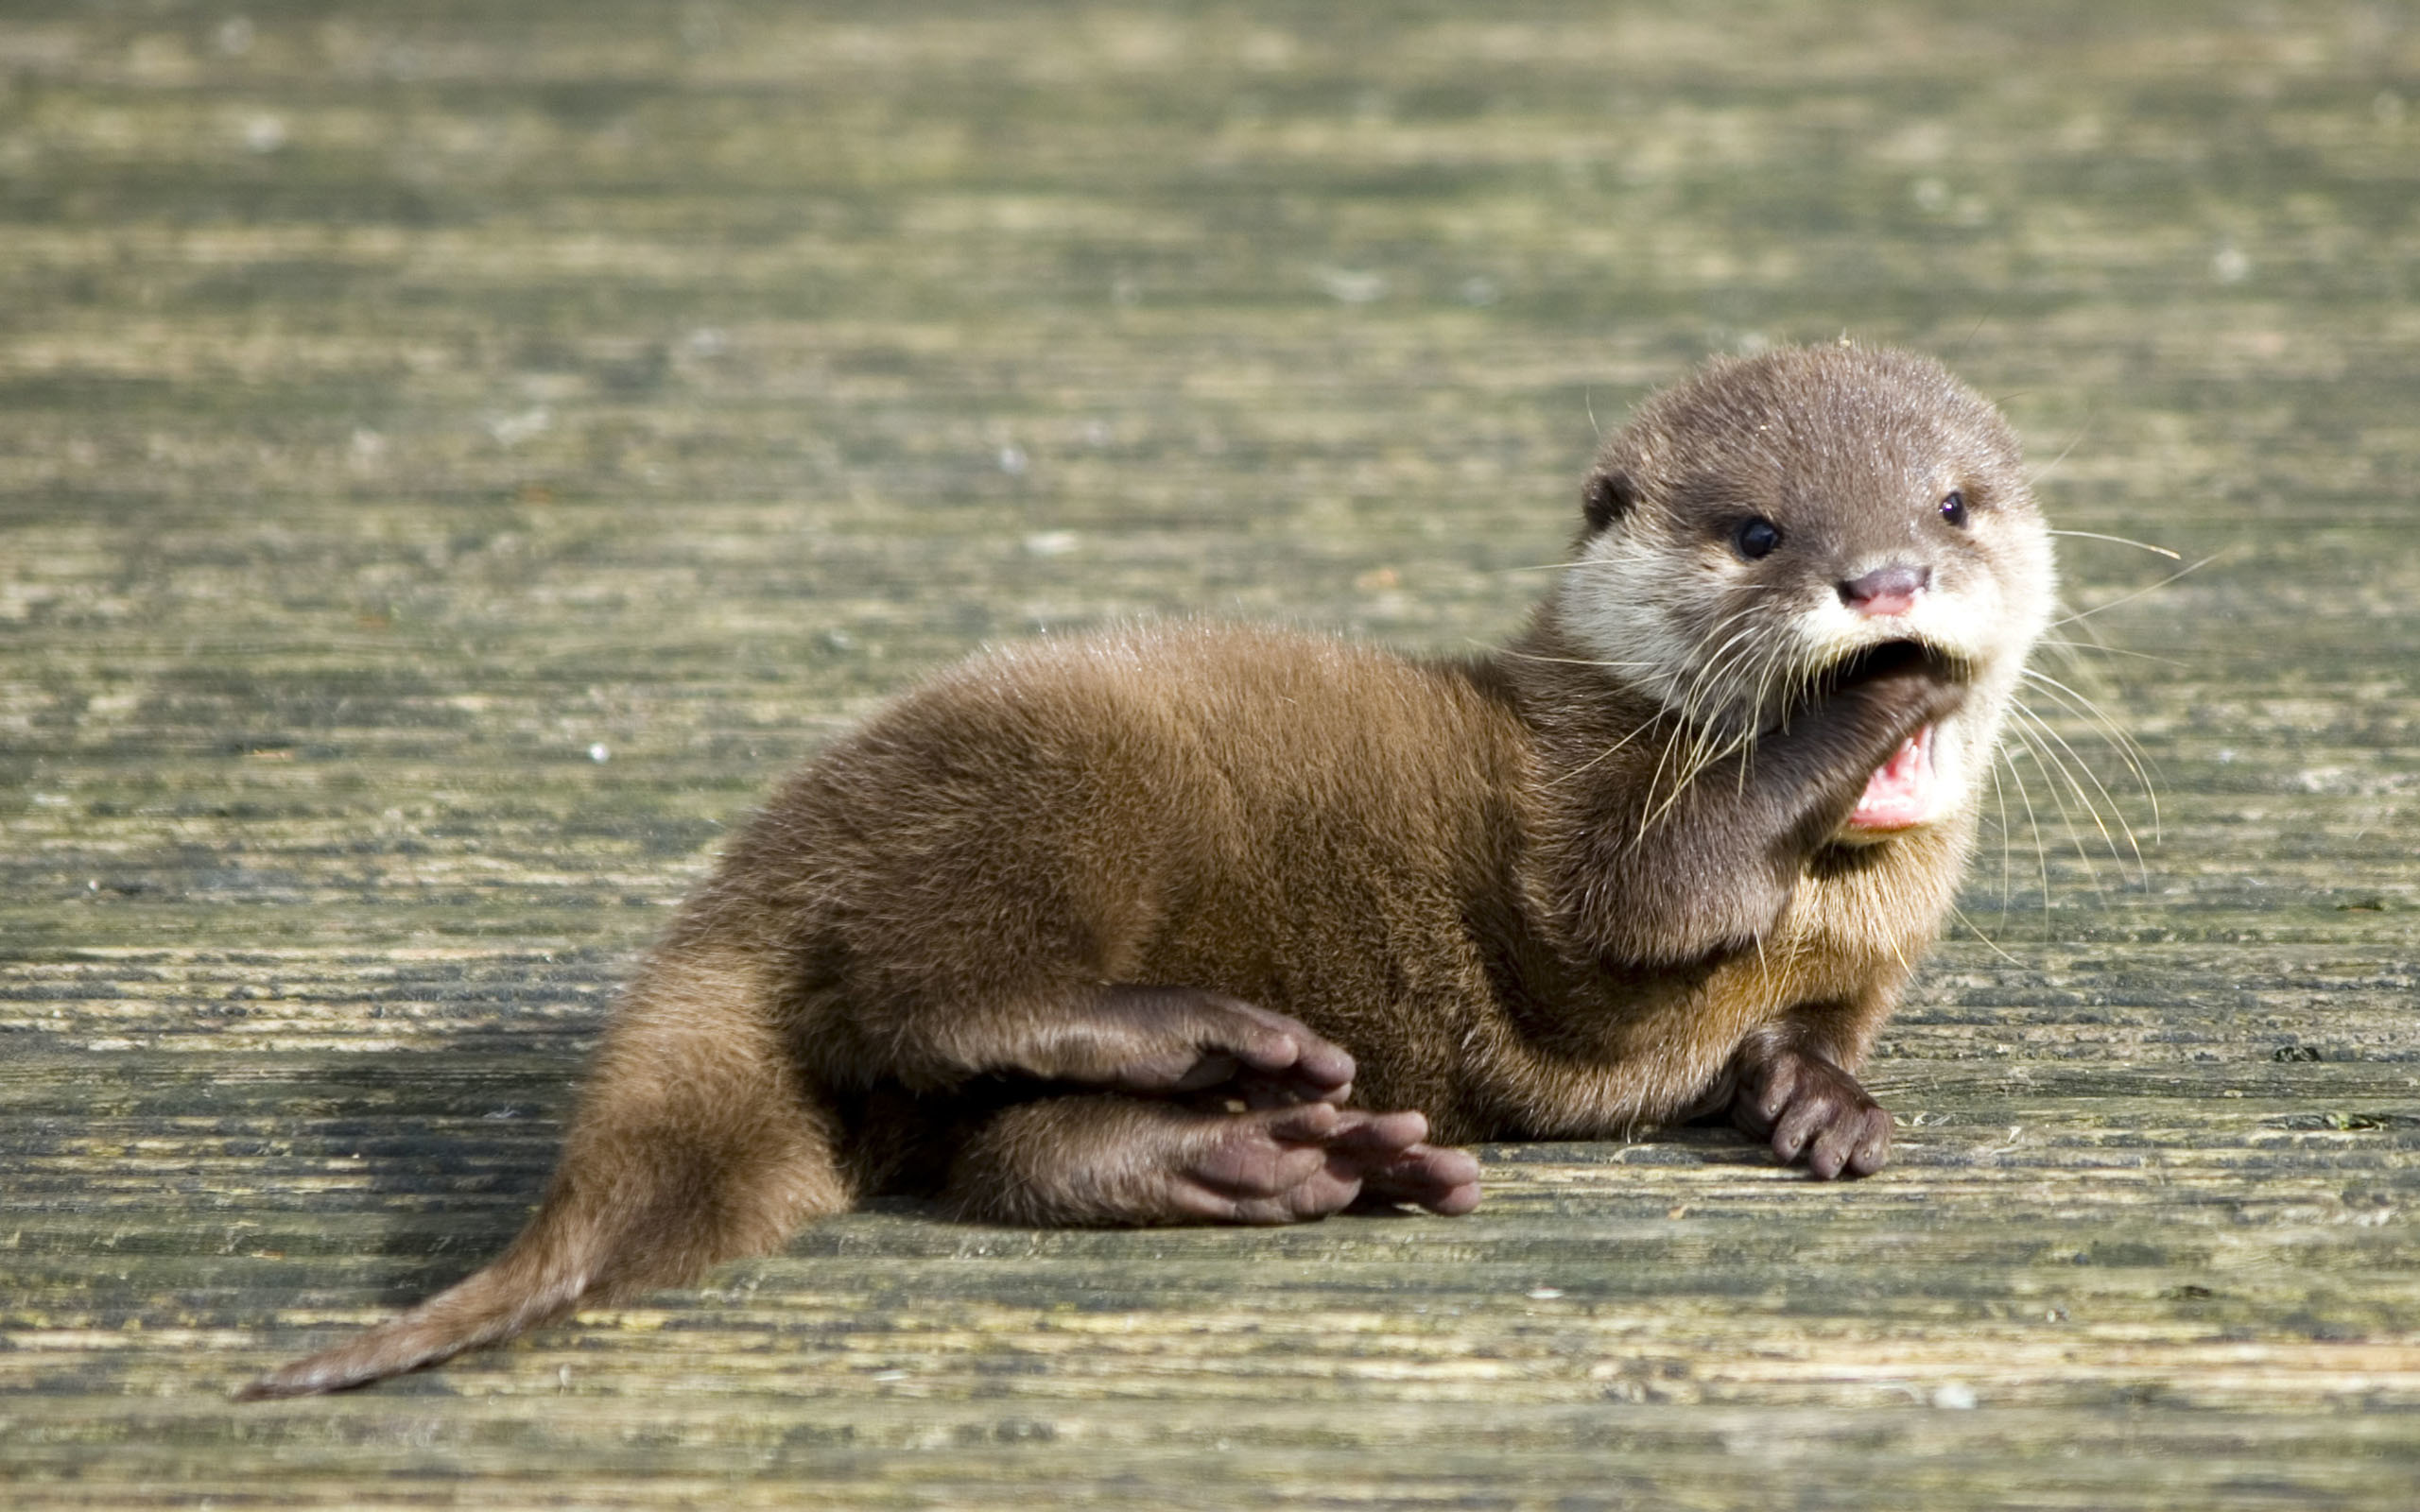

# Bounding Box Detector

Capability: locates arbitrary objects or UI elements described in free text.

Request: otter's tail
[234,1191,608,1400]
[239,939,848,1400]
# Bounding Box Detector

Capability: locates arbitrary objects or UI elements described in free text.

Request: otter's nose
[1840,563,1929,617]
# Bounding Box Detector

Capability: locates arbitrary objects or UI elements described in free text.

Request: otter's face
[1556,346,2055,838]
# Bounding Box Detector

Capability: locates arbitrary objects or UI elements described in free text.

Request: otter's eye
[1939,490,1969,527]
[1733,516,1782,559]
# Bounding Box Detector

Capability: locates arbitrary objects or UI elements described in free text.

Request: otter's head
[1554,343,2054,840]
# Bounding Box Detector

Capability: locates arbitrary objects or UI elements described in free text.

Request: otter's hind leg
[838,975,1480,1224]
[880,983,1360,1108]
[945,1093,1482,1227]
[240,933,846,1400]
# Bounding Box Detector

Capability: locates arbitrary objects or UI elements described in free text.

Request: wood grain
[3,3,2415,1506]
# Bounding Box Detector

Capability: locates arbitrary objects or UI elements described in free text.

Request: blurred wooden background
[2,3,2414,1506]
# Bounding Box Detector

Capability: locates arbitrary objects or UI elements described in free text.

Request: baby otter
[242,342,2054,1399]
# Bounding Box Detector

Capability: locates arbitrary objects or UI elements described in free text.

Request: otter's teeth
[1848,725,1938,831]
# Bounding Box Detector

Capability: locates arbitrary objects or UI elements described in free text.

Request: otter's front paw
[1729,1037,1893,1179]
[1804,662,1967,786]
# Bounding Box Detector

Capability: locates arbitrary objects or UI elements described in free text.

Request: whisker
[1877,922,1912,976]
[1950,301,1999,360]
[1542,713,1657,789]
[1947,901,2026,968]
[1487,644,1663,670]
[1675,610,1772,720]
[2034,637,2187,668]
[2047,529,2181,559]
[2026,405,2096,487]
[1731,641,1794,796]
[1630,611,1762,818]
[1673,627,1757,727]
[1995,741,2054,935]
[2050,551,2226,628]
[1987,750,2014,913]
[2002,719,2109,901]
[2018,667,2162,843]
[2012,701,2144,885]
[1638,623,1769,830]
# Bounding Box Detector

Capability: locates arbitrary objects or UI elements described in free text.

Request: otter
[241,342,2054,1399]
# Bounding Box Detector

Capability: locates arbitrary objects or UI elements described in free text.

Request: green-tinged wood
[2,2,2415,1506]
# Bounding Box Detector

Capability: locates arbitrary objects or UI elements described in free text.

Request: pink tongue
[1848,724,1937,831]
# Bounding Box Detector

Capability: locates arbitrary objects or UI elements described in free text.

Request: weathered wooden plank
[4,1,2417,1507]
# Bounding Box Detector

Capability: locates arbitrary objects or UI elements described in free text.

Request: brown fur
[241,343,2052,1399]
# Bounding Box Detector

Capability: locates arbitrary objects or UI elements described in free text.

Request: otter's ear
[1582,471,1637,532]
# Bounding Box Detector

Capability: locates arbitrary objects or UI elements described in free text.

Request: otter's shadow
[287,1041,586,1295]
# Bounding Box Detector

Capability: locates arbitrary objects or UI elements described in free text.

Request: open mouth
[1819,641,1967,833]
[1820,639,1966,694]
[1849,722,1937,831]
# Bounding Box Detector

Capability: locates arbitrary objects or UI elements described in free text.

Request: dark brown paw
[1797,651,1969,782]
[1731,1040,1893,1179]
[947,1091,1482,1228]
[1165,1101,1345,1220]
[1092,985,1356,1107]
[1342,1115,1484,1216]
[1167,1105,1480,1222]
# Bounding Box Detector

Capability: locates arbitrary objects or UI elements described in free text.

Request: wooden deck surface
[3,4,2416,1506]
